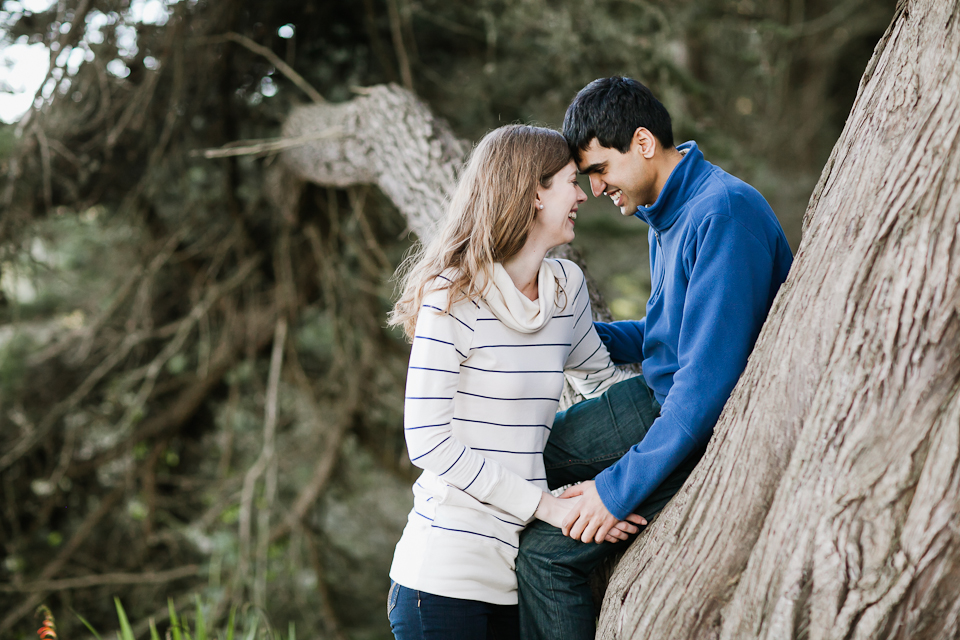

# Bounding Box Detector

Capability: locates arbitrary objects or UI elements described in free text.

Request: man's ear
[633,127,658,160]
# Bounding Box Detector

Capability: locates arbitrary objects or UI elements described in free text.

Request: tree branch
[0,565,200,593]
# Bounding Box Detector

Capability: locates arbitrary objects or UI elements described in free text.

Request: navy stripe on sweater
[422,304,474,332]
[462,459,485,491]
[439,448,466,476]
[411,436,451,461]
[405,421,451,431]
[471,343,571,349]
[457,391,558,402]
[453,417,551,430]
[461,365,562,374]
[569,343,603,370]
[429,525,518,549]
[409,366,459,374]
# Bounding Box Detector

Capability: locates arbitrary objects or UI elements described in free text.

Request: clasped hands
[535,480,646,544]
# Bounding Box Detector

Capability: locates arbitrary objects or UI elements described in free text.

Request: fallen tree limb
[0,565,200,593]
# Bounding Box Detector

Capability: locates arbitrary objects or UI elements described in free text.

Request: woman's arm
[562,267,637,397]
[402,287,544,523]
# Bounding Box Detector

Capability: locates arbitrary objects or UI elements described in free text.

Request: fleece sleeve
[594,215,779,519]
[594,319,646,365]
[563,268,637,398]
[403,287,543,522]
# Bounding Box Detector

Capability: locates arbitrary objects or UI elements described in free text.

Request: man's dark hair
[563,76,674,162]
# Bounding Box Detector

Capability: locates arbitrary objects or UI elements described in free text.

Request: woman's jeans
[387,581,520,640]
[516,375,700,640]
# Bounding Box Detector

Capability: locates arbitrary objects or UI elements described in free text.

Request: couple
[385,76,794,640]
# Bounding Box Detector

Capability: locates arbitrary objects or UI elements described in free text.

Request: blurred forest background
[0,0,895,637]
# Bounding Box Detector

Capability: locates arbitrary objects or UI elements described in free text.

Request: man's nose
[589,175,605,198]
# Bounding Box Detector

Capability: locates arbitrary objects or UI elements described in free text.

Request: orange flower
[35,605,57,640]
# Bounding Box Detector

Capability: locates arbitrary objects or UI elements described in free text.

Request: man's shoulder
[689,163,768,211]
[681,163,781,238]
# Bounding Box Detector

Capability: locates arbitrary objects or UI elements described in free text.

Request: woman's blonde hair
[389,124,572,340]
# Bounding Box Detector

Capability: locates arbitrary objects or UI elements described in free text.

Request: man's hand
[560,481,647,544]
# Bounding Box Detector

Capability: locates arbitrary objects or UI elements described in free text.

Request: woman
[386,125,635,639]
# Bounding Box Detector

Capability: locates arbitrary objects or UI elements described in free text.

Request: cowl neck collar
[483,260,562,333]
[634,141,704,231]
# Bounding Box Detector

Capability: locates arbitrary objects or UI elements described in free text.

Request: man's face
[576,138,656,215]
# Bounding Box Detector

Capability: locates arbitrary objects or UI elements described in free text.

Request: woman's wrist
[534,491,563,528]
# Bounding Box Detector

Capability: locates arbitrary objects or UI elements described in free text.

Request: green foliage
[68,598,297,640]
[0,332,31,398]
[73,609,103,640]
[114,598,136,640]
[0,123,16,160]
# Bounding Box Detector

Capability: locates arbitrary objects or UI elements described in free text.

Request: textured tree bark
[597,2,960,638]
[280,84,468,241]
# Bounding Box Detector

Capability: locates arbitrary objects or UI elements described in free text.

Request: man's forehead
[577,140,615,171]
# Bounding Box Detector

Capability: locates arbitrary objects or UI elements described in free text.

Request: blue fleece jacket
[593,141,793,520]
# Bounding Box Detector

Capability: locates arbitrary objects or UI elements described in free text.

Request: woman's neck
[502,243,547,301]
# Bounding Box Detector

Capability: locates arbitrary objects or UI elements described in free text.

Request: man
[516,76,794,639]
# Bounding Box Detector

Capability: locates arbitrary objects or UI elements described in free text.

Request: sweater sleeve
[563,267,637,398]
[594,215,778,519]
[403,286,543,522]
[593,319,646,365]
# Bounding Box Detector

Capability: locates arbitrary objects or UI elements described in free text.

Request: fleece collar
[634,141,705,231]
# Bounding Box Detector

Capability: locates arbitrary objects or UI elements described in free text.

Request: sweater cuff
[595,473,633,521]
[593,412,700,521]
[483,471,543,523]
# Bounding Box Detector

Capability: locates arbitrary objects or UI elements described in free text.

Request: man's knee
[516,522,557,581]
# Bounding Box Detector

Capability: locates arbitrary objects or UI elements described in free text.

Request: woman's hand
[534,491,580,529]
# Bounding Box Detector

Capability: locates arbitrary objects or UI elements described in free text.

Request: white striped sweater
[389,258,636,605]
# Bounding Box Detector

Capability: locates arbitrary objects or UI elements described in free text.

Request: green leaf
[114,598,136,640]
[72,609,103,640]
[224,605,237,640]
[241,613,258,640]
[168,598,183,640]
[195,595,207,640]
[149,618,161,640]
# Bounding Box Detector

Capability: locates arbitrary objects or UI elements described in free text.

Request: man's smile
[604,189,625,208]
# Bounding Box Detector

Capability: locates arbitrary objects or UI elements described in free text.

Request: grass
[38,597,296,640]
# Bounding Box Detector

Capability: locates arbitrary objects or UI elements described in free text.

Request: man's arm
[567,215,784,530]
[593,319,646,365]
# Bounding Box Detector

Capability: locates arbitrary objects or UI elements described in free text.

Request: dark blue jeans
[516,376,699,640]
[388,581,521,640]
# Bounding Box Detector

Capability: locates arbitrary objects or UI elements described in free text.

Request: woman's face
[532,161,588,250]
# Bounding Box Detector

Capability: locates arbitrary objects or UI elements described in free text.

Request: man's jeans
[516,375,699,640]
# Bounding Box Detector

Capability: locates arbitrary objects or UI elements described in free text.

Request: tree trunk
[598,1,960,638]
[277,1,960,635]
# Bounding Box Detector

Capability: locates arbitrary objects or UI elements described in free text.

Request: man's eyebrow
[579,162,605,175]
